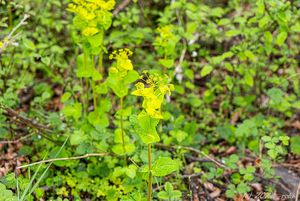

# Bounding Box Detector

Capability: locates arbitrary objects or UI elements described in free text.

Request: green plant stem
[83,51,89,113]
[80,78,86,117]
[8,5,12,29]
[120,97,127,166]
[91,80,97,111]
[85,78,89,113]
[120,97,126,153]
[91,55,98,111]
[98,29,104,74]
[147,143,152,201]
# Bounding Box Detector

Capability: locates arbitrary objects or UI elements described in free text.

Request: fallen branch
[0,104,52,133]
[17,153,109,169]
[155,143,229,169]
[0,133,34,144]
[296,180,300,201]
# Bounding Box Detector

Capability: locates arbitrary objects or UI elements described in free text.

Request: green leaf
[225,184,236,198]
[125,165,137,178]
[262,136,271,142]
[267,149,277,159]
[76,54,94,78]
[226,30,241,37]
[136,111,160,144]
[264,31,273,43]
[237,183,250,194]
[62,102,82,120]
[87,33,103,48]
[41,57,51,66]
[61,92,72,103]
[152,157,180,176]
[23,38,36,50]
[244,50,255,61]
[95,82,108,94]
[157,182,182,200]
[107,76,128,98]
[275,31,288,46]
[279,136,289,145]
[112,143,135,155]
[70,130,87,145]
[244,73,253,87]
[92,70,103,81]
[201,65,213,77]
[291,136,300,155]
[124,70,139,84]
[158,59,174,68]
[267,88,284,105]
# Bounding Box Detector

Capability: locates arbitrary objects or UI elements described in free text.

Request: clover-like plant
[132,73,179,201]
[107,49,139,155]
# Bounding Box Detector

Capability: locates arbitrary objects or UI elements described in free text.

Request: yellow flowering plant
[131,73,178,201]
[67,0,115,36]
[107,49,139,155]
[67,0,116,116]
[153,25,179,71]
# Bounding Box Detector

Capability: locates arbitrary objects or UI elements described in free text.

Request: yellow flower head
[109,48,133,71]
[68,0,115,33]
[156,25,177,43]
[132,73,174,119]
[82,27,99,36]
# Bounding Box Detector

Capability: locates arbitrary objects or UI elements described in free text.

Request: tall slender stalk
[98,29,104,74]
[91,80,97,111]
[91,55,98,111]
[85,78,89,112]
[80,78,86,117]
[83,51,89,113]
[120,97,126,153]
[120,97,127,166]
[147,144,152,201]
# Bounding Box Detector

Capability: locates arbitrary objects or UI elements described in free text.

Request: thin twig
[181,172,202,179]
[0,133,35,144]
[155,143,229,170]
[113,0,131,16]
[17,153,109,169]
[295,180,300,201]
[0,104,52,133]
[0,14,30,54]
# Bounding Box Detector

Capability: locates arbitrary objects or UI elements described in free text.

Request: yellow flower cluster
[155,25,177,44]
[67,0,115,36]
[109,48,133,72]
[132,74,174,119]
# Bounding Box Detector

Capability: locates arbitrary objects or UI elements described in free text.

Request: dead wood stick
[17,153,109,169]
[113,0,131,16]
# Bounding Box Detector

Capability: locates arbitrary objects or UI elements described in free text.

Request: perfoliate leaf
[136,111,160,144]
[124,70,139,84]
